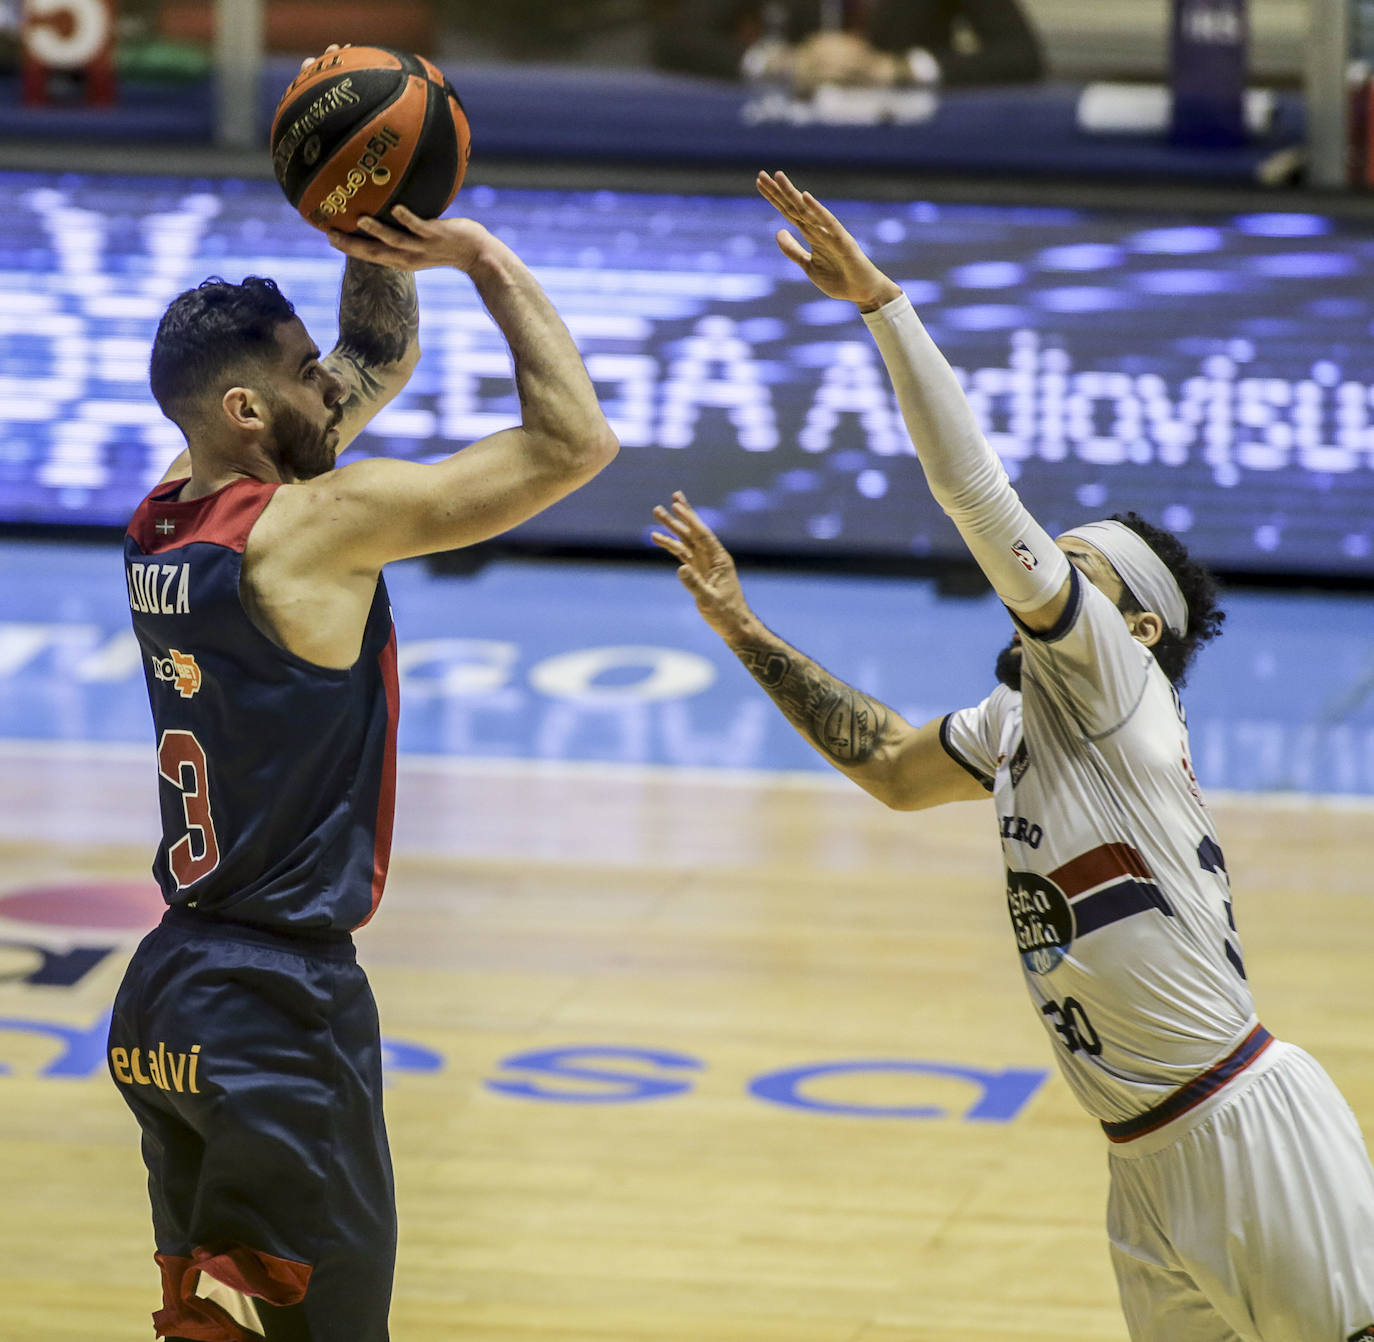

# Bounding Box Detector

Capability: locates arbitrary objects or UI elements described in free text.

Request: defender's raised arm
[756,170,1073,636]
[651,491,987,810]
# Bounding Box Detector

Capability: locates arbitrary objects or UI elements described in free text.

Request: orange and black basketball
[270,45,471,234]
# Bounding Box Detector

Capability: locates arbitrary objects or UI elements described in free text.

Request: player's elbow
[590,423,620,469]
[520,424,618,497]
[878,786,924,812]
[554,420,620,479]
[854,753,961,812]
[869,774,934,811]
[846,750,922,811]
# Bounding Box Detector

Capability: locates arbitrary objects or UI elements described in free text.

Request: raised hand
[326,206,496,275]
[650,492,752,639]
[756,170,902,311]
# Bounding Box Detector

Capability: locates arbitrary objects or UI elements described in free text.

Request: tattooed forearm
[326,349,388,419]
[336,258,419,368]
[735,642,892,766]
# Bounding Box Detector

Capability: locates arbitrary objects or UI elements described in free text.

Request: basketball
[270,45,471,234]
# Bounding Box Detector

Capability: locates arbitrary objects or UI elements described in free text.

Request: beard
[268,396,338,480]
[994,635,1023,691]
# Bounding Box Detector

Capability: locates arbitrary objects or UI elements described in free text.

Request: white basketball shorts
[1106,1039,1374,1342]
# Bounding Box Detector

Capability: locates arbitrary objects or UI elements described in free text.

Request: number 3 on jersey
[157,729,221,888]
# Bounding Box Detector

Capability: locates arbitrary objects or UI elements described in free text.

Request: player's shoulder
[294,455,420,503]
[985,682,1020,720]
[951,681,1020,744]
[245,470,390,581]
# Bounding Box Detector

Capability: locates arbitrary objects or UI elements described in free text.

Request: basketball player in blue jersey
[653,172,1374,1341]
[111,182,617,1337]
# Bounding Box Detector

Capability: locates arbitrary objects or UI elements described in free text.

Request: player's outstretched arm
[757,170,1073,635]
[309,208,618,566]
[651,492,987,809]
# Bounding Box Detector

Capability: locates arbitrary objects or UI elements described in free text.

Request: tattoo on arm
[735,642,891,766]
[327,349,388,420]
[336,258,419,369]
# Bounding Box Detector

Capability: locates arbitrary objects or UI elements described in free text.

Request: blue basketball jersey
[125,477,398,935]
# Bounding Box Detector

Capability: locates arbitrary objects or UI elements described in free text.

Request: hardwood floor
[1,747,1370,1341]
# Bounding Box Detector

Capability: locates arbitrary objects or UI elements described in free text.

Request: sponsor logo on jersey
[1007,845,1175,976]
[151,648,202,699]
[1006,870,1072,974]
[999,814,1044,848]
[1009,737,1031,787]
[127,560,190,615]
[1011,539,1037,571]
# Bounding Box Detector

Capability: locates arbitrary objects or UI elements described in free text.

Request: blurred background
[0,0,1372,785]
[2,10,1374,1341]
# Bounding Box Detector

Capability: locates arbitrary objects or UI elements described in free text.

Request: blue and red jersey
[125,477,398,935]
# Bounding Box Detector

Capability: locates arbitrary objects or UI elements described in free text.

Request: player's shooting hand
[327,207,496,274]
[651,493,752,640]
[756,170,902,312]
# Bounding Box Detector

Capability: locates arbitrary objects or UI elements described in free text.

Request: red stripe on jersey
[357,627,399,930]
[127,478,280,556]
[1051,842,1154,899]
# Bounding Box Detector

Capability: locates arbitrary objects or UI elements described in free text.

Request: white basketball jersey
[941,570,1257,1126]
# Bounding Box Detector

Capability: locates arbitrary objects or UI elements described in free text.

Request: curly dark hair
[149,276,297,427]
[1108,511,1225,687]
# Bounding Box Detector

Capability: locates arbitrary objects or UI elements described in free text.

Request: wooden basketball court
[2,744,1372,1341]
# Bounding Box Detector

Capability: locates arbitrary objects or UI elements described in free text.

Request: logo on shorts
[109,1041,203,1094]
[151,649,202,699]
[1011,539,1037,572]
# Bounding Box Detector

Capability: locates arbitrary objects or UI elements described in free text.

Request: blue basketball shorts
[108,907,396,1342]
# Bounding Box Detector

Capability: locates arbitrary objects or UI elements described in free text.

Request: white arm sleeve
[862,293,1069,613]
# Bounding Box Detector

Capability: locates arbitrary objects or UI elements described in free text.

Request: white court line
[1,737,1372,811]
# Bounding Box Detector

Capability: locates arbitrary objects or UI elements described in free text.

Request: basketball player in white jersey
[651,172,1374,1342]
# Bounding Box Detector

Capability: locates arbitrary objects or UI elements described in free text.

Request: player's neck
[180,442,293,499]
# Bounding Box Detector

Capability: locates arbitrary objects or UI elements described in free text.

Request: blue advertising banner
[3,539,1373,796]
[2,170,1373,578]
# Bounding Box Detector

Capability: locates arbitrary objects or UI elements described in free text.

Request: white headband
[1059,520,1189,637]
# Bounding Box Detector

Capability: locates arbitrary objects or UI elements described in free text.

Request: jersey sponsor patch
[1009,737,1031,787]
[1007,871,1072,974]
[1007,844,1177,974]
[151,648,203,700]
